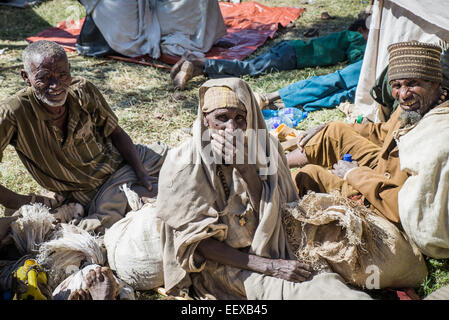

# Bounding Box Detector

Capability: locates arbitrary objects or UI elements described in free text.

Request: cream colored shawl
[155,78,299,293]
[398,100,449,258]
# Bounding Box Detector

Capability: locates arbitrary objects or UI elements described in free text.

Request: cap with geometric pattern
[388,41,442,84]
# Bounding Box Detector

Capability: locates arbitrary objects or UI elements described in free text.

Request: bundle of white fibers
[37,224,105,287]
[10,204,56,255]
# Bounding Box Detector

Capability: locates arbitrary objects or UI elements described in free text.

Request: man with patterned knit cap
[286,41,448,225]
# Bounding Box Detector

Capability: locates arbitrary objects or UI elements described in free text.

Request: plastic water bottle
[262,109,278,118]
[263,108,306,129]
[278,107,308,127]
[267,116,284,129]
[262,110,277,129]
[262,109,277,129]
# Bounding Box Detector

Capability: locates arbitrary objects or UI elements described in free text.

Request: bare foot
[173,61,194,90]
[185,58,204,76]
[86,266,118,300]
[286,148,309,168]
[68,289,91,300]
[266,91,281,104]
[170,57,186,80]
[321,12,335,20]
[272,101,285,109]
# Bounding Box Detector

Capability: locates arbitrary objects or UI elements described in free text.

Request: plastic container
[343,154,352,162]
[263,108,308,129]
[265,116,284,129]
[279,108,308,127]
[262,109,278,118]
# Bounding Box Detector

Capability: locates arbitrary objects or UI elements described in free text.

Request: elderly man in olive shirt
[0,40,167,234]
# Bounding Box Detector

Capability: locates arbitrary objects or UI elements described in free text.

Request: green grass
[1,0,448,299]
[419,258,449,298]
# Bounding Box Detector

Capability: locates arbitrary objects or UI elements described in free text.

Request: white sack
[104,203,164,291]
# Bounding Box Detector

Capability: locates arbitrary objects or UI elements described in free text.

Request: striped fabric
[388,41,442,83]
[0,77,124,206]
[200,86,246,113]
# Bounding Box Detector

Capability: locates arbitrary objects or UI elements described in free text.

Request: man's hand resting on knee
[297,123,327,152]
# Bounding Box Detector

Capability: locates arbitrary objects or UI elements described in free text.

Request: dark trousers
[204,41,297,78]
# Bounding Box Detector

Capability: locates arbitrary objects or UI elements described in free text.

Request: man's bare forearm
[0,184,31,209]
[110,126,147,177]
[197,237,313,283]
[197,238,269,274]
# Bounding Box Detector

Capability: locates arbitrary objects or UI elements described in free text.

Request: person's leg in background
[171,41,297,89]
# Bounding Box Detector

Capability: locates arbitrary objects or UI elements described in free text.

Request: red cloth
[386,288,421,300]
[26,2,305,67]
[27,19,84,51]
[206,1,305,60]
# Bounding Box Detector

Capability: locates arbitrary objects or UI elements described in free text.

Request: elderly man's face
[21,54,72,108]
[390,78,440,116]
[204,108,247,131]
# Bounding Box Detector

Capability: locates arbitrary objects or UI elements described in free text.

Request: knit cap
[388,41,442,83]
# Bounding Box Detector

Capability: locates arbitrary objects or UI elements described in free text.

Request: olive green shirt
[0,77,124,206]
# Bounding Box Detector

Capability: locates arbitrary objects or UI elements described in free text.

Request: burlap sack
[282,191,428,289]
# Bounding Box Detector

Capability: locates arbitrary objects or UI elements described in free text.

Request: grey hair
[22,40,68,74]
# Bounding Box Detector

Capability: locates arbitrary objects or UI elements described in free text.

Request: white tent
[353,0,449,122]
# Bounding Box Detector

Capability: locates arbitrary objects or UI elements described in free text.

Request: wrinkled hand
[211,129,249,168]
[137,172,158,192]
[52,203,84,224]
[297,123,326,152]
[31,194,65,209]
[331,160,359,179]
[267,259,312,283]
